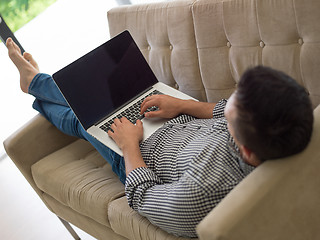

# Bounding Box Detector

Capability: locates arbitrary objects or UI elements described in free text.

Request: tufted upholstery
[107,0,207,102]
[193,0,320,107]
[3,0,320,240]
[109,0,320,107]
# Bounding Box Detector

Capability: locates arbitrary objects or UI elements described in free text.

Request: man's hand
[107,117,143,151]
[140,94,184,119]
[108,117,147,176]
[141,94,217,119]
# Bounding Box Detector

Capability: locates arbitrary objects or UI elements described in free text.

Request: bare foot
[6,38,40,93]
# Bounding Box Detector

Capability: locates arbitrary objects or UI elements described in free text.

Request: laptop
[52,30,196,156]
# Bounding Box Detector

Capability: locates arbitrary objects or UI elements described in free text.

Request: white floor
[0,154,97,240]
[0,0,117,239]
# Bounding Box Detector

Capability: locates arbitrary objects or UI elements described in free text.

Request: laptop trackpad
[141,117,167,140]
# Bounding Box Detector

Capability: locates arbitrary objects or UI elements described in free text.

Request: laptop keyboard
[99,90,163,132]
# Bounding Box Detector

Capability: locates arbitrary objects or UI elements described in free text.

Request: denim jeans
[29,73,126,184]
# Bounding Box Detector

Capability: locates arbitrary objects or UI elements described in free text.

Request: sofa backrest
[108,0,320,108]
[193,0,320,107]
[108,0,208,102]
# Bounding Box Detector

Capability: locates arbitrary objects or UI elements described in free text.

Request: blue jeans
[29,73,126,184]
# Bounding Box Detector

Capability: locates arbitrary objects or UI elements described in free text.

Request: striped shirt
[125,100,255,238]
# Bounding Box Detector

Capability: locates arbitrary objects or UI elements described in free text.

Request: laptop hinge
[95,86,154,126]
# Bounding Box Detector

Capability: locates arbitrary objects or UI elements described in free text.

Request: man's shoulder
[212,99,228,119]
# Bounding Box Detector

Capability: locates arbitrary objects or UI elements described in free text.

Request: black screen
[53,31,158,130]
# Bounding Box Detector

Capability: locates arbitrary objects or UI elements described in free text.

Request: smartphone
[0,14,25,54]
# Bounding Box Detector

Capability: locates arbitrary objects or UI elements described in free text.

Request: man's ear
[240,145,261,167]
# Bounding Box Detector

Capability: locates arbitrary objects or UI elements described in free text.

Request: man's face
[224,92,261,167]
[224,92,239,145]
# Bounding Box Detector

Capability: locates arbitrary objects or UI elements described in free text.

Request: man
[6,37,313,238]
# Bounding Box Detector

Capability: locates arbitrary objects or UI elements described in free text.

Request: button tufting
[169,45,173,50]
[298,38,303,45]
[147,45,151,51]
[259,41,265,48]
[227,42,231,48]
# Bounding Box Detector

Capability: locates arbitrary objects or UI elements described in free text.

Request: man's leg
[29,76,126,183]
[6,38,126,183]
[6,38,39,93]
[7,37,85,138]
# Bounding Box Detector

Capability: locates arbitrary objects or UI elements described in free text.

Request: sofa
[4,0,320,239]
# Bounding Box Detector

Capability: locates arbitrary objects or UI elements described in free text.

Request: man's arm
[140,94,216,119]
[109,95,217,174]
[125,168,229,237]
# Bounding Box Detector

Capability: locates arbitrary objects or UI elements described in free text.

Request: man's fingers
[140,96,150,110]
[141,99,158,115]
[136,119,143,127]
[110,117,133,132]
[109,118,120,133]
[141,95,159,112]
[113,118,124,125]
[111,120,117,129]
[120,117,130,123]
[140,98,151,114]
[107,129,114,138]
[145,110,163,118]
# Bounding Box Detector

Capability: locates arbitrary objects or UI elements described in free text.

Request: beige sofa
[4,0,320,239]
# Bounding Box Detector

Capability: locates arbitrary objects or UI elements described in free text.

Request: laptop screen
[53,31,158,130]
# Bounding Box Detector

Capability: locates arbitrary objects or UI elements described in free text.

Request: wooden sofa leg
[58,216,81,240]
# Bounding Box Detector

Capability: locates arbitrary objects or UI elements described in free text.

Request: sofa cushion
[108,196,193,240]
[31,139,125,227]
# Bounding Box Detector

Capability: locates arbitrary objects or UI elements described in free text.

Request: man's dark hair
[234,66,314,161]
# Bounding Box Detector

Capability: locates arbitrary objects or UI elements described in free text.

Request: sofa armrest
[3,114,78,196]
